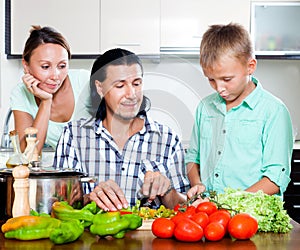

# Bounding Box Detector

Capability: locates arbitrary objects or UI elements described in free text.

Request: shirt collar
[242,76,263,110]
[88,113,162,136]
[212,76,263,111]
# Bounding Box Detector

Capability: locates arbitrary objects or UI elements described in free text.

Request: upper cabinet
[250,1,300,58]
[7,0,100,56]
[100,0,160,55]
[9,0,286,58]
[160,0,250,53]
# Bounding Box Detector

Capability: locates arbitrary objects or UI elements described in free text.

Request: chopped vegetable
[138,205,176,220]
[216,188,292,233]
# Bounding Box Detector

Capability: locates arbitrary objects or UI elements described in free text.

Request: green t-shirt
[10,69,91,149]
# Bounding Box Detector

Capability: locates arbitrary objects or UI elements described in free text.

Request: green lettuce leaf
[216,188,293,233]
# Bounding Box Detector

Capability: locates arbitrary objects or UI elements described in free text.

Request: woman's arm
[13,98,52,154]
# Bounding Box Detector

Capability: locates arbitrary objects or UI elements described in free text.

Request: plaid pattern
[53,114,190,206]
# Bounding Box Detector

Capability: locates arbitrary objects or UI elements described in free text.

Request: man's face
[97,64,143,121]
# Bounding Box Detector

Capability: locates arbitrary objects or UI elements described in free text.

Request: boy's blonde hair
[200,23,254,70]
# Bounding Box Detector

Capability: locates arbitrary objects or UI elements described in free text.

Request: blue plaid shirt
[53,114,190,206]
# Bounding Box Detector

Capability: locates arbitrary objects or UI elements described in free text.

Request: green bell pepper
[51,201,94,222]
[90,211,130,238]
[121,213,142,230]
[49,219,84,244]
[1,215,61,240]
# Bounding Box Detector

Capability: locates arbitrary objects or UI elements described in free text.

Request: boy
[186,23,293,201]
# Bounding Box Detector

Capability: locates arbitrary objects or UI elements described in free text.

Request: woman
[10,26,91,155]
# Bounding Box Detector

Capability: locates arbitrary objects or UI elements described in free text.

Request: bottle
[6,130,29,168]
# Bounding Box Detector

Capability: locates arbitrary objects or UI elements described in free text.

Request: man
[53,48,190,211]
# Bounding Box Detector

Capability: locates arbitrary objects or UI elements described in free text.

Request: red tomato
[196,201,218,215]
[171,213,190,225]
[209,210,231,230]
[152,218,175,239]
[228,213,258,240]
[181,205,196,218]
[174,204,181,212]
[191,212,209,229]
[204,222,226,241]
[174,218,204,242]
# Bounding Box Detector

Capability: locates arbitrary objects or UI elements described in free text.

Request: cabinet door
[10,0,100,55]
[100,0,160,54]
[161,0,250,52]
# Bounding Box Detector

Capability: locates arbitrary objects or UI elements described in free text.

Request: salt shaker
[12,165,30,217]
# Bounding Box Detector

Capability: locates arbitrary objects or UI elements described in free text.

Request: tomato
[171,213,190,225]
[228,213,258,240]
[152,218,175,239]
[208,210,231,230]
[196,201,218,215]
[191,212,209,229]
[204,222,226,241]
[181,205,196,218]
[174,218,204,242]
[174,204,181,212]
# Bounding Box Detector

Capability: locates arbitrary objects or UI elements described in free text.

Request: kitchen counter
[1,220,300,250]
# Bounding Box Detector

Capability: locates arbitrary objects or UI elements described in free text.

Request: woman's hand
[89,180,129,212]
[23,73,52,100]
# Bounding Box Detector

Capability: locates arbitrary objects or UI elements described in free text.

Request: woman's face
[23,43,69,93]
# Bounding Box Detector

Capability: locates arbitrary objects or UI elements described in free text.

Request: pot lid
[0,167,86,177]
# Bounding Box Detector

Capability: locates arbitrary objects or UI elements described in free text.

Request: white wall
[1,1,300,145]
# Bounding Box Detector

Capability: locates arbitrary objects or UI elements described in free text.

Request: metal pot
[0,168,85,218]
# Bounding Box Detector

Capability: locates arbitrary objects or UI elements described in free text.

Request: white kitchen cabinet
[100,0,160,55]
[9,0,100,55]
[160,0,251,53]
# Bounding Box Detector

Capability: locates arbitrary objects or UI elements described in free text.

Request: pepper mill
[12,165,30,217]
[24,127,40,165]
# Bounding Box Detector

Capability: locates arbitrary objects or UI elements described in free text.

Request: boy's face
[202,55,256,107]
[95,64,143,121]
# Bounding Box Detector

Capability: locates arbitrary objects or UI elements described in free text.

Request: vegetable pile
[1,201,142,244]
[151,201,259,242]
[217,188,292,233]
[151,188,293,242]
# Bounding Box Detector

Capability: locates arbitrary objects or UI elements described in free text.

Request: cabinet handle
[293,205,300,208]
[293,160,300,163]
[115,43,141,47]
[293,182,300,185]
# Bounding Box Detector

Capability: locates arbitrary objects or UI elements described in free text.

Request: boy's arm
[246,176,280,195]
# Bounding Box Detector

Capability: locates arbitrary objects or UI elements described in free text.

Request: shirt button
[223,129,226,134]
[121,167,125,171]
[218,151,221,155]
[215,173,219,177]
[282,168,285,171]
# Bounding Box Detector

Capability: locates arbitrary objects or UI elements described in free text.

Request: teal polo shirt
[185,77,294,197]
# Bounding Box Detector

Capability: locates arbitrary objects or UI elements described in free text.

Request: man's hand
[90,179,129,211]
[142,171,171,201]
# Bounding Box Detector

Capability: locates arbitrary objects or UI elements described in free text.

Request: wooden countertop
[1,220,300,250]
